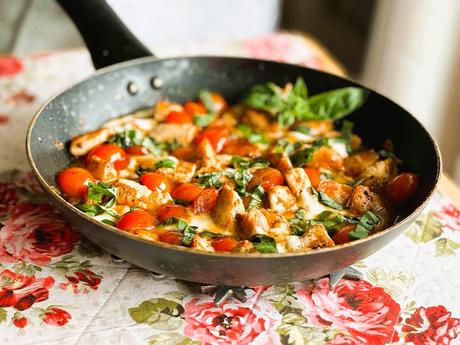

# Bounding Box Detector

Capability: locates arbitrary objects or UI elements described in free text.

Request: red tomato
[211,237,239,252]
[247,168,285,191]
[157,204,187,223]
[170,183,203,203]
[332,224,357,245]
[57,167,94,198]
[184,101,206,116]
[221,138,260,157]
[317,180,353,205]
[86,143,128,170]
[194,127,229,152]
[304,168,321,189]
[159,231,183,245]
[116,210,155,231]
[198,92,227,113]
[165,111,192,124]
[385,173,419,206]
[140,172,170,192]
[192,188,219,213]
[308,146,343,170]
[126,145,149,155]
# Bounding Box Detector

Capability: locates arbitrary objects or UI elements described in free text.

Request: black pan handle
[57,0,153,69]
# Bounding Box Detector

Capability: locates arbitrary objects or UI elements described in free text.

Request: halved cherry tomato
[192,188,219,213]
[116,209,155,231]
[304,168,321,189]
[170,183,204,203]
[194,127,229,152]
[317,180,353,205]
[57,167,94,198]
[385,172,419,206]
[247,168,285,191]
[140,172,170,193]
[86,143,128,170]
[332,224,356,245]
[159,231,183,245]
[171,146,198,162]
[211,237,239,252]
[165,111,192,124]
[184,101,206,116]
[126,145,149,156]
[157,204,187,223]
[198,92,227,113]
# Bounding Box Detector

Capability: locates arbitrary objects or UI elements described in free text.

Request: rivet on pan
[110,254,125,264]
[102,49,109,57]
[127,82,139,95]
[150,76,163,89]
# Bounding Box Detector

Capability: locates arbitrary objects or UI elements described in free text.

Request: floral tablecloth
[1,33,460,345]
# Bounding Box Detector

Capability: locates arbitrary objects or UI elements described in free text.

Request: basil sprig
[236,124,268,144]
[195,172,224,188]
[243,77,367,127]
[349,211,380,240]
[248,185,265,210]
[75,182,118,219]
[249,234,277,253]
[154,158,177,170]
[317,191,344,211]
[177,219,198,246]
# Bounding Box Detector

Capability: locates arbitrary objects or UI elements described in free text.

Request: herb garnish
[230,156,269,169]
[154,158,177,170]
[198,90,217,113]
[248,185,265,210]
[177,219,198,246]
[227,168,253,196]
[195,172,224,188]
[109,130,143,148]
[349,211,380,240]
[317,191,344,210]
[249,234,278,253]
[273,139,297,155]
[75,182,118,219]
[193,113,216,127]
[289,208,310,235]
[292,125,312,135]
[236,124,268,144]
[290,138,330,166]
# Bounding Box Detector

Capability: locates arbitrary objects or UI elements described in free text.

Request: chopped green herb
[177,219,198,246]
[237,124,268,144]
[193,113,216,127]
[199,231,225,239]
[290,138,330,166]
[289,208,310,235]
[87,182,117,204]
[195,172,224,188]
[230,156,269,169]
[317,191,344,210]
[164,140,182,152]
[349,211,380,240]
[249,234,278,253]
[198,90,217,113]
[75,203,100,217]
[154,158,177,170]
[226,168,252,196]
[141,137,165,156]
[101,219,116,226]
[248,185,265,210]
[108,130,143,148]
[136,166,151,176]
[292,125,312,135]
[273,139,296,155]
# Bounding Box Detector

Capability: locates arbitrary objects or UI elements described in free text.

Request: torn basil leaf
[230,156,269,169]
[195,172,224,188]
[87,182,117,204]
[236,124,268,144]
[108,130,143,148]
[248,185,265,210]
[193,113,216,127]
[349,211,380,240]
[289,208,310,235]
[177,219,198,246]
[198,90,217,113]
[249,234,278,253]
[317,191,344,210]
[154,158,177,170]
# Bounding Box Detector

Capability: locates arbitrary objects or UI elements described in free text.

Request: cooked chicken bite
[238,208,270,237]
[86,155,117,181]
[149,123,198,146]
[212,185,245,231]
[154,100,183,122]
[344,150,379,176]
[268,185,297,213]
[114,178,171,210]
[359,158,397,189]
[286,224,334,251]
[70,128,114,156]
[191,235,215,252]
[284,168,324,215]
[156,160,196,184]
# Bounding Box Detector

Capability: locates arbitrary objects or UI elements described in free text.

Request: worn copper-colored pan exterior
[26,1,441,286]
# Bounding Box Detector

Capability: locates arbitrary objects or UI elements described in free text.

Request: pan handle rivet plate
[127,82,139,95]
[150,76,163,89]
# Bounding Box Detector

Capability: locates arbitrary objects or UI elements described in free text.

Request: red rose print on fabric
[60,269,101,294]
[42,307,71,326]
[0,203,79,265]
[0,56,23,77]
[402,305,460,345]
[183,289,281,345]
[12,313,28,328]
[5,90,35,104]
[15,172,44,195]
[0,182,19,216]
[296,278,401,345]
[0,115,9,125]
[433,204,460,231]
[0,269,54,311]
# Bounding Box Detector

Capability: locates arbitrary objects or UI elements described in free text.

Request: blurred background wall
[1,0,460,183]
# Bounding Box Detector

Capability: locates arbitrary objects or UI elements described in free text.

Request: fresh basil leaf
[75,203,100,217]
[193,113,216,127]
[292,125,312,135]
[248,185,265,210]
[230,156,269,169]
[226,168,252,196]
[154,158,177,170]
[293,77,308,98]
[87,182,117,204]
[101,219,116,226]
[141,137,165,156]
[199,231,225,239]
[349,211,380,240]
[290,138,330,166]
[198,90,217,113]
[273,139,296,155]
[317,191,344,210]
[177,219,198,246]
[249,234,278,253]
[108,130,143,148]
[308,87,368,120]
[236,124,268,144]
[289,208,310,235]
[195,172,223,188]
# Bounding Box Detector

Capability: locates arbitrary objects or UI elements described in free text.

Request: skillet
[26,0,441,286]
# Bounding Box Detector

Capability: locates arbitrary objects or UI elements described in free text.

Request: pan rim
[25,55,442,259]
